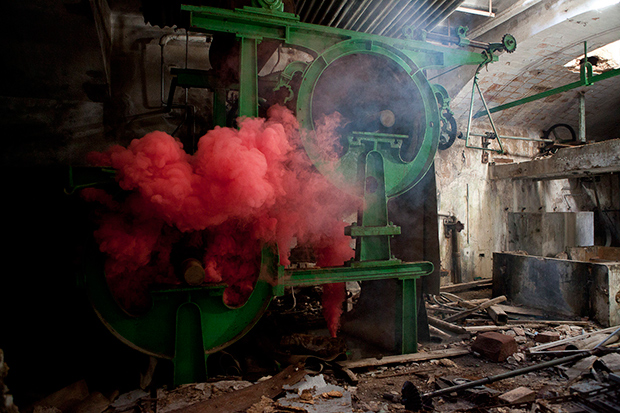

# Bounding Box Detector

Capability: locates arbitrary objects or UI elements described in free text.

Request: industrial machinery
[73,1,515,385]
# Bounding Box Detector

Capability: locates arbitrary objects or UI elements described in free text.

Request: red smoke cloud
[84,105,358,336]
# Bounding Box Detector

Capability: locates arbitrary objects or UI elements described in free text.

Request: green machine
[79,2,515,386]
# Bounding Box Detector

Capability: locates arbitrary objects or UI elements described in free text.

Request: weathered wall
[435,132,619,283]
[433,0,620,283]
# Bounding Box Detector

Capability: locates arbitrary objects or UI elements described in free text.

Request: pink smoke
[84,105,359,334]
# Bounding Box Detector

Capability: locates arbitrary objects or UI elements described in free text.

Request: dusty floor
[4,286,619,413]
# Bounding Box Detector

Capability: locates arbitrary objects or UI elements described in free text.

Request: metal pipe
[342,0,374,30]
[390,0,452,36]
[375,1,415,36]
[411,0,459,33]
[352,0,385,32]
[468,132,553,143]
[579,91,586,143]
[331,0,356,28]
[325,0,349,26]
[423,351,592,399]
[301,0,318,22]
[308,0,328,24]
[315,0,343,25]
[365,0,401,34]
[384,0,428,37]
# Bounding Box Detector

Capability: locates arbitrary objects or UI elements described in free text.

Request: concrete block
[498,386,536,404]
[471,332,517,362]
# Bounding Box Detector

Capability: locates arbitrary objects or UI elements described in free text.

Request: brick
[471,332,517,362]
[534,332,561,343]
[498,386,536,404]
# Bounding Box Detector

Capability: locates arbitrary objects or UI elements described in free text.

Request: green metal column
[213,87,228,127]
[174,302,208,386]
[400,278,418,353]
[238,36,260,118]
[358,150,392,262]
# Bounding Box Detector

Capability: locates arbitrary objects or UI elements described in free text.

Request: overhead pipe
[323,0,349,26]
[364,0,402,34]
[301,0,319,22]
[342,0,374,30]
[331,0,357,28]
[395,0,453,36]
[351,0,385,32]
[378,0,425,36]
[386,0,443,37]
[424,0,468,31]
[374,0,416,36]
[308,0,329,24]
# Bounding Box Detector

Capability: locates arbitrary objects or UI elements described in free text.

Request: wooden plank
[336,348,470,369]
[170,364,306,413]
[508,320,591,326]
[439,279,492,293]
[427,316,470,335]
[465,323,548,332]
[494,304,545,317]
[443,296,506,323]
[487,305,508,325]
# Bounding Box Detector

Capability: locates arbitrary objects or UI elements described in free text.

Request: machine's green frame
[78,4,512,386]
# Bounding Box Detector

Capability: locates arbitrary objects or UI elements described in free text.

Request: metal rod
[325,0,349,26]
[342,0,374,30]
[468,133,553,143]
[331,0,356,28]
[423,351,591,399]
[375,1,415,36]
[353,0,385,32]
[316,0,344,25]
[383,0,426,37]
[579,91,586,143]
[301,0,318,22]
[365,0,401,33]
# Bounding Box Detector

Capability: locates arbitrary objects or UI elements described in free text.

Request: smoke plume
[84,105,359,336]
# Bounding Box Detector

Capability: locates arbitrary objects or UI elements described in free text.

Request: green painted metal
[78,4,513,386]
[83,245,274,386]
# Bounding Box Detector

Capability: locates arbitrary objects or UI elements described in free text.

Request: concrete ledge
[489,139,620,180]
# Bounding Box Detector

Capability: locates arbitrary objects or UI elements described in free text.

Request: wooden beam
[440,279,492,293]
[443,296,506,323]
[487,305,508,325]
[336,348,470,369]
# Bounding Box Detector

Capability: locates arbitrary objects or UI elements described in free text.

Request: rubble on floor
[15,283,620,413]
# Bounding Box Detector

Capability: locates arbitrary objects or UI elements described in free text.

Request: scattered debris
[168,364,307,413]
[471,332,517,362]
[19,284,620,413]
